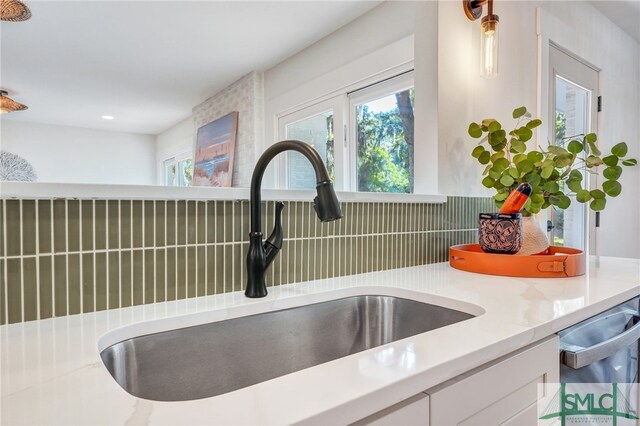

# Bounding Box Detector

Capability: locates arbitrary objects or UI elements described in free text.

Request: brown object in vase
[1,0,32,21]
[0,90,28,114]
[499,183,532,214]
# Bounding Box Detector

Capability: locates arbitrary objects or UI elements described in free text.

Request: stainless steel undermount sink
[100,295,474,401]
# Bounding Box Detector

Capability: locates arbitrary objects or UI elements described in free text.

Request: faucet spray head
[314,181,342,222]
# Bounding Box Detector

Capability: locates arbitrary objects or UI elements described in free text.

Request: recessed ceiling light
[102,115,115,120]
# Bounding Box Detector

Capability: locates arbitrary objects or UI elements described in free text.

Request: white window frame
[276,71,415,193]
[160,150,192,186]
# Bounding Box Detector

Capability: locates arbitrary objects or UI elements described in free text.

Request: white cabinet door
[352,393,430,426]
[427,336,559,426]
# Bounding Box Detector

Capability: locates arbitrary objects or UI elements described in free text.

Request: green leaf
[515,127,533,142]
[468,122,483,138]
[568,169,583,181]
[590,189,606,199]
[510,140,527,154]
[489,129,507,146]
[587,141,601,157]
[622,159,638,166]
[526,119,542,129]
[603,155,619,167]
[508,167,519,179]
[487,120,502,133]
[531,193,545,204]
[471,146,485,158]
[557,195,571,209]
[584,133,597,144]
[603,166,622,180]
[494,192,508,201]
[602,180,622,197]
[590,198,606,211]
[490,151,505,161]
[489,169,501,179]
[516,159,534,175]
[567,140,584,154]
[554,154,574,168]
[478,151,491,164]
[548,145,569,156]
[527,151,544,163]
[541,165,554,179]
[482,176,495,188]
[576,190,592,203]
[524,172,542,187]
[513,154,528,164]
[482,164,492,175]
[611,142,628,158]
[567,179,582,193]
[543,181,560,193]
[586,156,604,167]
[500,174,515,187]
[492,157,510,172]
[513,106,527,119]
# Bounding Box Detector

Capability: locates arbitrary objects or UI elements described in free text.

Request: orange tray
[449,244,586,278]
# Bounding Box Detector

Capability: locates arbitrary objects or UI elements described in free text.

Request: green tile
[166,247,176,301]
[108,252,119,310]
[6,200,21,256]
[187,247,196,298]
[94,200,107,251]
[22,200,37,256]
[240,201,250,243]
[95,252,107,311]
[39,256,53,319]
[144,201,155,247]
[1,260,6,325]
[177,201,187,245]
[176,247,186,299]
[187,201,197,244]
[144,249,154,304]
[196,202,206,244]
[213,245,223,294]
[206,201,215,243]
[68,201,80,253]
[222,245,233,292]
[132,250,143,306]
[54,255,67,316]
[196,246,205,297]
[28,225,44,274]
[223,202,233,243]
[7,258,21,323]
[155,201,166,247]
[68,254,81,315]
[120,201,132,250]
[232,202,243,242]
[131,201,143,248]
[166,201,176,246]
[214,201,225,243]
[120,251,132,308]
[155,249,166,302]
[0,202,3,258]
[81,201,93,251]
[206,246,215,295]
[82,253,94,313]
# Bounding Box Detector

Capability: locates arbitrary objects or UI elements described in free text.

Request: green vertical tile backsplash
[0,196,493,324]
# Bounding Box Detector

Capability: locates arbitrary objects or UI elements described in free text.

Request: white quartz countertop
[2,257,639,425]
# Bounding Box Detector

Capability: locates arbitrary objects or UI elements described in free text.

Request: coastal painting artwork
[193,112,238,187]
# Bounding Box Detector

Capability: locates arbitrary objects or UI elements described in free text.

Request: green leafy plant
[468,106,637,215]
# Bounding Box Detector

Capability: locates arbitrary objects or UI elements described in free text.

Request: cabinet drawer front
[352,393,429,426]
[428,336,559,426]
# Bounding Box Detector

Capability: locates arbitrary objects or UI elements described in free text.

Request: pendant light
[0,90,28,114]
[463,0,499,79]
[1,0,32,22]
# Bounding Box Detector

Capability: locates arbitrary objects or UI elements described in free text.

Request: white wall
[0,120,156,185]
[155,115,194,183]
[437,1,640,258]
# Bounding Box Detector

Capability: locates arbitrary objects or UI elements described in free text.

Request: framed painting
[193,111,238,187]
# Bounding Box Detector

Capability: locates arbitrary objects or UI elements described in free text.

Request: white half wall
[0,120,156,185]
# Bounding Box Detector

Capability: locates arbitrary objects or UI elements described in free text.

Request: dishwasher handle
[561,315,640,369]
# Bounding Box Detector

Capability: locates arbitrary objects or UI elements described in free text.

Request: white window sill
[0,182,447,204]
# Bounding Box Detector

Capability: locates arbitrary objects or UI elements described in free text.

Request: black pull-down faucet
[246,140,342,298]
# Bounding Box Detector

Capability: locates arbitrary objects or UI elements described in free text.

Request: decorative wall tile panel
[0,196,493,324]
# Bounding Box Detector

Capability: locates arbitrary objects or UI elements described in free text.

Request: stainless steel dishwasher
[559,296,640,384]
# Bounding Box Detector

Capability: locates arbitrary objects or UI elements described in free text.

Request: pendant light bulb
[480,15,499,79]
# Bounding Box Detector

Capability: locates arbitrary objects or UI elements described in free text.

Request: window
[162,153,193,187]
[278,72,414,193]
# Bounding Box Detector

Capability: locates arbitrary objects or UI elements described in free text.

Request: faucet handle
[264,201,285,264]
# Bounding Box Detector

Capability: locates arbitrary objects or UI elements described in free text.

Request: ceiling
[0,1,381,134]
[590,0,640,44]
